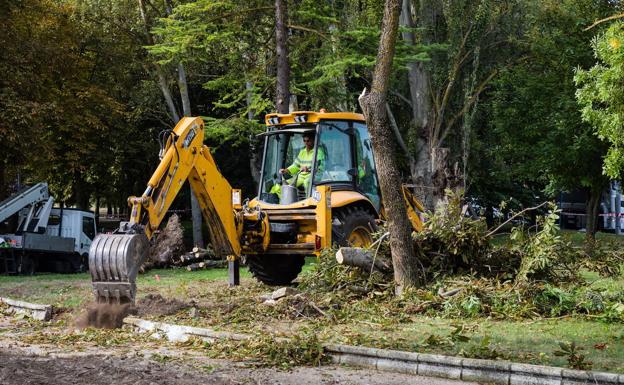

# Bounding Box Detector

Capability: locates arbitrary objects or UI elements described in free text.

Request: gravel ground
[0,341,477,385]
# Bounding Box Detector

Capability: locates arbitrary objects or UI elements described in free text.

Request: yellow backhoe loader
[89,111,425,304]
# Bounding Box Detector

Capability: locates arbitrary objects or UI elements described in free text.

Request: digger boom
[89,117,244,303]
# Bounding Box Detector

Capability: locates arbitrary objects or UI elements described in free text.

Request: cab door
[80,214,96,255]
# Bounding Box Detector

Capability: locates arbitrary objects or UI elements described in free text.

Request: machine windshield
[259,120,375,205]
[259,128,320,202]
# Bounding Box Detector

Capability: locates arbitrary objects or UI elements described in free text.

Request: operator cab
[258,111,381,211]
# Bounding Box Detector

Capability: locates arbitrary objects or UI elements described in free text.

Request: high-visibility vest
[287,147,325,175]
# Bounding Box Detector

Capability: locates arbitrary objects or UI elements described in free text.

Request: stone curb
[123,317,250,342]
[0,297,52,321]
[326,344,622,385]
[123,317,623,385]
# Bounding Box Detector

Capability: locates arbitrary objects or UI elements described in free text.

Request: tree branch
[386,103,413,161]
[440,68,498,144]
[287,24,328,39]
[584,13,624,31]
[432,22,473,146]
[486,201,550,237]
[390,89,413,108]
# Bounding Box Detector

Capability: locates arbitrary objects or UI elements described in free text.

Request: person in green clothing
[270,132,325,197]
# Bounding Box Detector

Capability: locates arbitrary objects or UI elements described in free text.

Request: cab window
[313,121,353,185]
[354,122,381,211]
[82,216,96,240]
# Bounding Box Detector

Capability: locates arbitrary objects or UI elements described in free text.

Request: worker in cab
[271,132,325,196]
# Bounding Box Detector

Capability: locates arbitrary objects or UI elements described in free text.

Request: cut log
[186,260,227,271]
[336,247,392,273]
[192,246,216,260]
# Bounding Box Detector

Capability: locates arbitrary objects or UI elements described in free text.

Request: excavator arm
[89,117,243,304]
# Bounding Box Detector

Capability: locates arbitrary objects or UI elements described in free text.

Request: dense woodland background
[1,0,624,235]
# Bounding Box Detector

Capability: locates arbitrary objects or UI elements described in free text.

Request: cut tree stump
[335,247,392,273]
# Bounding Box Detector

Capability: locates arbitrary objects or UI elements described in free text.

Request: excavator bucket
[88,233,149,304]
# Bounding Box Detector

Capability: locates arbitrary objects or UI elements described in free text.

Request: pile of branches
[300,190,624,322]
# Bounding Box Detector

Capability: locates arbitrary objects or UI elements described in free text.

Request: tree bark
[275,0,290,114]
[95,195,100,227]
[246,81,261,188]
[138,0,180,124]
[177,64,192,117]
[400,0,434,209]
[586,186,602,242]
[358,0,423,294]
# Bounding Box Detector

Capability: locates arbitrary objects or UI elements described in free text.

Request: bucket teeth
[88,233,149,304]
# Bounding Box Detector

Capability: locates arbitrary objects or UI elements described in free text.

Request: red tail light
[315,235,322,250]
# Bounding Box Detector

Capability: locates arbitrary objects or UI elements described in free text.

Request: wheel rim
[347,226,373,247]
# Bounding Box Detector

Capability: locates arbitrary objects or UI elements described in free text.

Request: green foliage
[514,207,575,283]
[576,21,624,178]
[413,190,520,280]
[203,117,263,149]
[199,333,328,368]
[477,0,613,210]
[554,341,593,370]
[459,335,503,360]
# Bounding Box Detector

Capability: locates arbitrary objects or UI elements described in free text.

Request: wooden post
[228,256,240,287]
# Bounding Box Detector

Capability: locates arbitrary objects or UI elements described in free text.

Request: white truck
[0,183,97,274]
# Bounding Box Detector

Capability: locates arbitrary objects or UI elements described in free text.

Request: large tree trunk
[246,82,261,188]
[73,172,90,211]
[400,0,435,209]
[138,0,180,124]
[275,0,290,114]
[585,186,602,242]
[359,0,423,294]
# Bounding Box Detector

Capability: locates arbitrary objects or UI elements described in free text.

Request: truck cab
[46,208,97,257]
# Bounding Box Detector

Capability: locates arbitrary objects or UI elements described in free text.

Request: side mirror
[347,168,358,177]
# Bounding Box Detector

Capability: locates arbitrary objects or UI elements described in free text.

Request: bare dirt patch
[135,293,189,317]
[74,294,189,329]
[0,344,475,385]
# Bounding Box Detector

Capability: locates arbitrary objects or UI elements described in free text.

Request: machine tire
[332,206,377,247]
[246,254,305,286]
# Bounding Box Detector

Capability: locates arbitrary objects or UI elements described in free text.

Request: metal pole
[616,183,621,235]
[228,256,240,286]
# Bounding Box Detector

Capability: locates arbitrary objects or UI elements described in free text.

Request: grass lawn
[492,228,624,247]
[1,256,622,373]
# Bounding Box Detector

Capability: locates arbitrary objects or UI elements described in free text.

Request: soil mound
[135,294,189,317]
[75,303,137,329]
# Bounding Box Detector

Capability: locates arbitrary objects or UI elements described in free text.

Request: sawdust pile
[146,214,185,268]
[75,303,136,329]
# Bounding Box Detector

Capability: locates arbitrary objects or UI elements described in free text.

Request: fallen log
[176,253,204,265]
[186,260,227,271]
[192,246,216,260]
[336,247,392,273]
